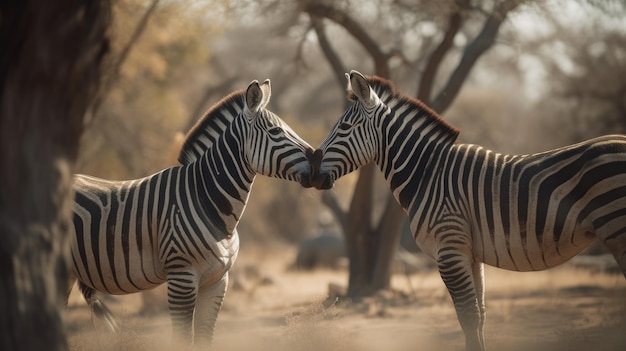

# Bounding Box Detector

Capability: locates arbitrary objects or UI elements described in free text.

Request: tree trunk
[343,164,376,296]
[310,1,521,298]
[0,1,109,350]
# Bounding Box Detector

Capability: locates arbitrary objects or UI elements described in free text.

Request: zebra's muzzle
[299,148,316,188]
[309,149,333,190]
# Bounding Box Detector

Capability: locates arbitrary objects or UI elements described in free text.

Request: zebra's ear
[245,80,264,116]
[349,70,375,108]
[260,79,271,108]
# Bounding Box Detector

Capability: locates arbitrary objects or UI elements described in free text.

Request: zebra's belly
[74,260,165,295]
[70,245,167,295]
[73,266,167,295]
[479,229,597,272]
[79,274,165,295]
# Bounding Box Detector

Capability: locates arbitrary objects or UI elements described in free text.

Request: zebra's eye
[268,127,282,136]
[338,122,352,131]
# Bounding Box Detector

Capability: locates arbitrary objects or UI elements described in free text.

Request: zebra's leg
[472,261,486,349]
[593,214,626,278]
[600,230,626,278]
[166,271,198,343]
[438,251,485,351]
[193,272,228,346]
[79,281,120,333]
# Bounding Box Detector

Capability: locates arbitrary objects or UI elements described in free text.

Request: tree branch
[417,0,468,103]
[293,23,313,72]
[90,0,161,117]
[310,16,348,91]
[303,2,390,77]
[430,1,522,113]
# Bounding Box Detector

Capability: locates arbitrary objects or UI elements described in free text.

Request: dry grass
[280,300,355,351]
[67,244,626,351]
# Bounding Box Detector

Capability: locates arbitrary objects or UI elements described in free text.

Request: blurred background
[65,1,626,349]
[77,0,626,253]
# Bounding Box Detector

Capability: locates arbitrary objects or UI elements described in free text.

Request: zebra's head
[311,70,386,190]
[242,79,316,188]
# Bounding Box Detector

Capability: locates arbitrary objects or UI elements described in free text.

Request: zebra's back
[438,135,626,271]
[72,173,167,294]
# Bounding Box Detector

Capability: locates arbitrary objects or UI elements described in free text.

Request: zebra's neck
[375,100,459,211]
[191,130,255,238]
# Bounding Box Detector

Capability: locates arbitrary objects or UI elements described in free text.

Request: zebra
[68,79,315,345]
[309,70,626,351]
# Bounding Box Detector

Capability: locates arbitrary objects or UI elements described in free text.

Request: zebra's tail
[79,282,121,333]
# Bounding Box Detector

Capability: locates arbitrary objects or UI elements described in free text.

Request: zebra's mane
[350,75,461,139]
[178,89,246,165]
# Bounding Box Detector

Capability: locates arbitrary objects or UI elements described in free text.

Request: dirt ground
[66,243,626,351]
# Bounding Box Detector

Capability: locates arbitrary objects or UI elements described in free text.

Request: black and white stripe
[311,71,626,351]
[69,80,314,344]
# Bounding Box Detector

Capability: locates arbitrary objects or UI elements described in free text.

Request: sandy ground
[66,243,626,351]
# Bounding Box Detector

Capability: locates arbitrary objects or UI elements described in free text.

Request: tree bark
[0,1,109,350]
[344,164,376,296]
[371,194,406,290]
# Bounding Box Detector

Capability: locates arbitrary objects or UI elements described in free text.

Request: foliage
[78,0,218,179]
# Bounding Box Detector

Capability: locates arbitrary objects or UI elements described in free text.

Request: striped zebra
[68,79,315,345]
[310,70,626,351]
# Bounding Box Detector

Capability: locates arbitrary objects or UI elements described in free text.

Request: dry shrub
[280,300,357,351]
